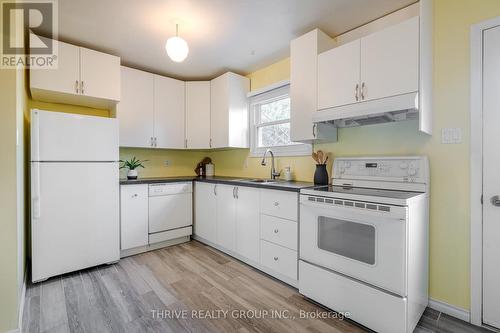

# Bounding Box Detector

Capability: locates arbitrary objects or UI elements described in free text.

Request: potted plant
[120,157,147,180]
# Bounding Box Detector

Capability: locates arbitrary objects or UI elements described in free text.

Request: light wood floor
[22,240,487,333]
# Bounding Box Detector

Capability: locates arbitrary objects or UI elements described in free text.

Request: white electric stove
[299,156,429,333]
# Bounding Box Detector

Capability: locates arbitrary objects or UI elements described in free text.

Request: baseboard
[429,297,470,322]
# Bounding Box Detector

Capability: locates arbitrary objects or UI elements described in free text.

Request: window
[250,84,311,156]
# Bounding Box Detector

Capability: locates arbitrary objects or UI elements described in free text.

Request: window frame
[249,83,312,157]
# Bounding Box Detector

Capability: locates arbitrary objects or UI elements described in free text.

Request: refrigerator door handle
[32,163,41,219]
[31,110,40,161]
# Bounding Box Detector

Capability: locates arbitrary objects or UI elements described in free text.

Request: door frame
[470,15,500,327]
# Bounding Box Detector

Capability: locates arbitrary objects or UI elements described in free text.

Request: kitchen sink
[245,179,278,183]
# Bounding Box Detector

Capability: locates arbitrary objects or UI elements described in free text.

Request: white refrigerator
[31,109,120,282]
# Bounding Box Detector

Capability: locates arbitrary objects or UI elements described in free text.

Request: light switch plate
[441,128,462,144]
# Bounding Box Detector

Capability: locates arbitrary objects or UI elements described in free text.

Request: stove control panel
[333,156,429,184]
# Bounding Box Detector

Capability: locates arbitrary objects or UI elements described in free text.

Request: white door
[482,25,500,329]
[186,81,211,149]
[194,182,217,243]
[154,75,185,149]
[117,67,154,148]
[210,74,229,148]
[317,39,360,110]
[216,184,236,251]
[31,162,119,282]
[31,109,119,161]
[120,185,149,250]
[360,16,419,102]
[236,187,260,262]
[30,40,80,95]
[79,47,121,101]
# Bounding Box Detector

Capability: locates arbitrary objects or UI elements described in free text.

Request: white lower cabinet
[120,185,149,250]
[235,187,260,263]
[216,184,237,252]
[194,182,217,243]
[194,183,298,286]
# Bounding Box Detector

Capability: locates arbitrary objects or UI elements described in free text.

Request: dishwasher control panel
[149,182,192,196]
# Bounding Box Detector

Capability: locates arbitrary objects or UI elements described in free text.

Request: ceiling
[50,0,416,80]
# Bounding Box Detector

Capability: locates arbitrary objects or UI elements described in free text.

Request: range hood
[313,92,419,128]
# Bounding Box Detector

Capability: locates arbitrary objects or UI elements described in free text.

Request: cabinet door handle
[185,139,187,148]
[81,80,84,94]
[132,194,138,198]
[355,83,359,101]
[312,124,317,138]
[361,82,365,100]
[273,256,279,261]
[209,138,212,148]
[273,229,279,234]
[154,137,157,147]
[232,187,236,198]
[150,137,154,147]
[75,80,79,94]
[235,187,239,199]
[274,201,279,206]
[214,185,217,196]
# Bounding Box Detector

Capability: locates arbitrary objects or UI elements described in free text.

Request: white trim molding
[247,80,290,98]
[429,298,470,322]
[470,15,500,327]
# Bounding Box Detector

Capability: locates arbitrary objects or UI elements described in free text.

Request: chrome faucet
[261,149,281,180]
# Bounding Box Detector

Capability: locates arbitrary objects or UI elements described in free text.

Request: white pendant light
[165,24,189,62]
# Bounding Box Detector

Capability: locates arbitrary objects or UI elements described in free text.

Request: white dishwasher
[148,182,193,244]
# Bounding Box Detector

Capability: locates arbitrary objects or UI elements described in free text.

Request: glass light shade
[165,36,189,62]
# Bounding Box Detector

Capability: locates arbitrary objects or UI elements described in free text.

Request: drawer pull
[132,194,138,198]
[274,201,279,206]
[274,256,279,261]
[274,229,279,234]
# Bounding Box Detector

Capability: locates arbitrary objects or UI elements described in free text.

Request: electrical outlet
[441,128,462,144]
[164,160,171,167]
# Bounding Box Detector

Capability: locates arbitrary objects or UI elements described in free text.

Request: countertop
[120,176,314,192]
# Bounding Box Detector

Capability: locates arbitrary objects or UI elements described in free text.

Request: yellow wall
[211,0,500,310]
[0,11,28,331]
[0,68,22,333]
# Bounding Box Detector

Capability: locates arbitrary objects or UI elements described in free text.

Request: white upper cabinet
[186,81,211,149]
[30,40,80,96]
[80,47,121,101]
[210,72,250,149]
[117,67,154,148]
[117,67,185,149]
[360,16,419,102]
[317,39,361,109]
[290,29,337,143]
[154,75,185,149]
[317,16,420,110]
[30,38,120,109]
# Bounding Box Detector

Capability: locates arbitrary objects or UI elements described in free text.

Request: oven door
[300,195,408,296]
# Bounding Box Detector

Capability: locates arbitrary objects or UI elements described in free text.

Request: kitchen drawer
[260,240,298,280]
[261,214,297,251]
[299,260,407,333]
[260,189,298,221]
